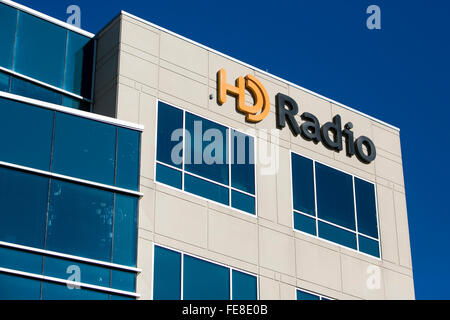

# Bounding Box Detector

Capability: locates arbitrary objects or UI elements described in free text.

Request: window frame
[154,99,258,218]
[151,243,259,301]
[296,288,333,300]
[290,150,382,260]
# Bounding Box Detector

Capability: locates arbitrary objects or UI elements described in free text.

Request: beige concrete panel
[279,282,296,300]
[119,51,158,88]
[393,191,413,269]
[160,32,208,76]
[139,93,157,180]
[208,52,255,82]
[254,111,291,143]
[341,254,385,300]
[276,146,294,228]
[159,67,208,108]
[121,43,159,66]
[383,269,415,300]
[255,144,278,223]
[208,210,258,265]
[93,83,117,118]
[116,84,140,123]
[296,239,342,291]
[375,155,405,186]
[154,191,208,248]
[96,18,121,63]
[136,237,153,300]
[139,185,155,233]
[259,277,280,300]
[159,59,206,85]
[259,227,296,277]
[376,184,399,265]
[254,71,289,111]
[372,124,402,157]
[121,19,159,57]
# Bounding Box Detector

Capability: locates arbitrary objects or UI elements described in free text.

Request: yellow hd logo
[217,68,270,123]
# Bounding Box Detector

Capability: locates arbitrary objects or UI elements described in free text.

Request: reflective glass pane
[318,221,357,250]
[52,112,116,185]
[153,246,181,300]
[292,153,315,216]
[0,246,43,275]
[183,255,230,300]
[62,96,90,111]
[0,167,49,248]
[110,294,135,300]
[231,190,255,215]
[232,270,257,300]
[64,31,93,97]
[116,128,140,191]
[0,273,41,300]
[316,163,355,230]
[297,290,320,301]
[11,77,62,105]
[0,3,17,69]
[185,112,229,185]
[113,194,138,267]
[111,269,136,292]
[355,178,378,239]
[0,72,10,92]
[156,102,183,168]
[42,282,109,300]
[0,98,54,171]
[230,130,255,194]
[14,11,66,88]
[43,256,110,288]
[184,173,229,206]
[156,163,182,190]
[358,235,380,258]
[294,212,317,236]
[46,179,114,262]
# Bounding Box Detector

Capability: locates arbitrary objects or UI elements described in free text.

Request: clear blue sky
[16,0,450,299]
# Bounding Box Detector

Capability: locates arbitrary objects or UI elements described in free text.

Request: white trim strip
[0,267,140,298]
[0,0,95,38]
[0,161,144,198]
[0,66,91,103]
[0,91,144,131]
[121,10,400,132]
[0,241,141,273]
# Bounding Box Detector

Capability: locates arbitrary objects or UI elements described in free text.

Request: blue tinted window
[297,290,320,300]
[0,167,49,248]
[113,194,138,267]
[183,255,230,300]
[111,269,136,292]
[153,246,181,300]
[292,153,315,216]
[184,173,229,206]
[116,128,140,191]
[0,273,41,300]
[10,77,62,105]
[46,179,114,262]
[230,130,255,194]
[14,11,67,88]
[0,4,17,69]
[0,98,54,171]
[355,178,378,239]
[0,72,10,91]
[185,112,229,185]
[52,113,116,185]
[110,294,135,300]
[41,282,109,300]
[0,247,43,275]
[231,190,255,215]
[358,235,380,258]
[156,164,182,189]
[318,221,357,250]
[316,163,355,230]
[64,32,93,96]
[62,95,90,111]
[232,270,257,300]
[43,256,110,288]
[294,212,317,236]
[157,102,183,168]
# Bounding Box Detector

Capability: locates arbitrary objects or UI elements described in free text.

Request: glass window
[14,11,67,89]
[116,128,140,191]
[156,102,183,169]
[291,153,315,216]
[41,282,109,300]
[294,212,317,236]
[297,290,320,300]
[10,77,62,105]
[184,173,229,206]
[358,235,380,258]
[318,221,357,250]
[46,179,114,262]
[230,130,255,194]
[52,112,116,185]
[183,255,230,300]
[0,98,54,171]
[232,270,257,300]
[0,167,49,248]
[185,112,229,186]
[113,194,138,267]
[0,273,41,300]
[111,269,136,293]
[0,3,17,69]
[156,164,182,190]
[231,190,255,215]
[153,246,181,300]
[0,246,43,275]
[355,178,379,239]
[0,72,10,92]
[62,95,90,111]
[315,163,355,230]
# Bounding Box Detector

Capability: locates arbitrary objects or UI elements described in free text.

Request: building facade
[0,0,414,300]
